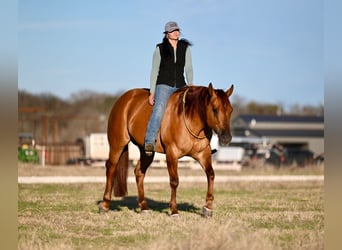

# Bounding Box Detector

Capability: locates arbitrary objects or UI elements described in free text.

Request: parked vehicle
[314,153,324,165]
[284,148,314,166]
[18,132,39,163]
[210,134,270,166]
[80,133,109,166]
[266,146,314,167]
[211,146,245,164]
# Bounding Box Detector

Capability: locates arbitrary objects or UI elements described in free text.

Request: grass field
[18,164,324,249]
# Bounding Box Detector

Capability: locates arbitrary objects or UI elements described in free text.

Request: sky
[18,0,324,109]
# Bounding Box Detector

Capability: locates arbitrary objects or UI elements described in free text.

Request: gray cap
[164,21,180,33]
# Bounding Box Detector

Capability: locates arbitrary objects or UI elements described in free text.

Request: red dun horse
[99,83,234,217]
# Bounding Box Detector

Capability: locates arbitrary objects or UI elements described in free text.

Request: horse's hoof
[98,202,109,214]
[170,213,179,218]
[202,206,213,218]
[99,206,109,214]
[140,209,151,214]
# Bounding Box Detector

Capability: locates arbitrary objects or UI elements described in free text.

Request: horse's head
[206,83,234,146]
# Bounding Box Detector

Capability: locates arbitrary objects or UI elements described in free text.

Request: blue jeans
[145,84,178,147]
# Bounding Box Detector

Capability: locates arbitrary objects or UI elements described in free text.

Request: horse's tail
[112,145,129,197]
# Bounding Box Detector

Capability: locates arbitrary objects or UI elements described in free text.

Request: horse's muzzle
[218,131,232,146]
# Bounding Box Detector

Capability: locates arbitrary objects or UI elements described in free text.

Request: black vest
[156,39,189,88]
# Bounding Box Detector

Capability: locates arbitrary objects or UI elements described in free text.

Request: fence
[36,144,82,165]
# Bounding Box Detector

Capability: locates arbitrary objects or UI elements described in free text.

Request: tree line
[18,89,324,145]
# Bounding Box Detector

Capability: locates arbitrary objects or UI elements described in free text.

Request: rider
[144,21,194,156]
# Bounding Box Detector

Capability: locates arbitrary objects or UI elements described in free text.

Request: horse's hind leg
[134,151,153,211]
[99,159,115,212]
[99,145,126,213]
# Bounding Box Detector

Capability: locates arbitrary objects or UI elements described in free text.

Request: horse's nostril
[218,133,232,146]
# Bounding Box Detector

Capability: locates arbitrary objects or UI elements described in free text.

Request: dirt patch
[18,162,324,177]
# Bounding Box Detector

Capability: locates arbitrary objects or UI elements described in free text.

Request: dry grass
[18,177,323,249]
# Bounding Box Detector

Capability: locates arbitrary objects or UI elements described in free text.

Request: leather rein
[182,88,207,139]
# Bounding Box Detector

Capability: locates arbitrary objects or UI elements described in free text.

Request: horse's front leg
[198,150,215,217]
[166,155,179,216]
[204,163,215,216]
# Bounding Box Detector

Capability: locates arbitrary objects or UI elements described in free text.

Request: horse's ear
[208,82,215,97]
[226,84,234,97]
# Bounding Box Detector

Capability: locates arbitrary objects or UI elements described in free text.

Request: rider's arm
[185,47,193,85]
[150,47,161,94]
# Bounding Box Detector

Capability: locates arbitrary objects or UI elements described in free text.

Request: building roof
[232,114,324,139]
[251,129,324,137]
[236,114,324,124]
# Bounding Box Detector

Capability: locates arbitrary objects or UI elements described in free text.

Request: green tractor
[18,133,39,163]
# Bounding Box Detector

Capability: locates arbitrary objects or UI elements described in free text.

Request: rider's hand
[148,93,155,106]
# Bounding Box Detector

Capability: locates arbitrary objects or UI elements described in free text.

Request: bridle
[182,88,207,139]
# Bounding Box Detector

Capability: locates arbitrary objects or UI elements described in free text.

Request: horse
[98,83,234,217]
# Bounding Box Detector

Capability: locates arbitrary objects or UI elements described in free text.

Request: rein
[182,88,207,139]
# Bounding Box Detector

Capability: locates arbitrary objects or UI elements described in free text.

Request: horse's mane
[175,86,228,121]
[175,86,203,118]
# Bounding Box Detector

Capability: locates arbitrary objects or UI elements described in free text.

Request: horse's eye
[212,108,218,115]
